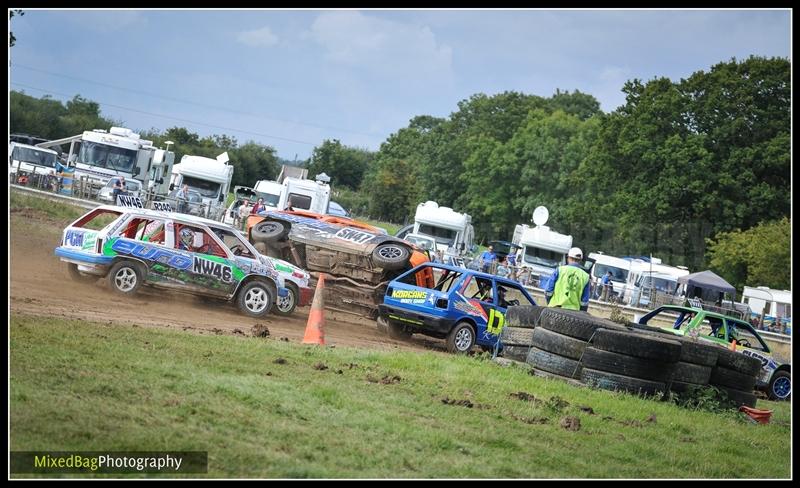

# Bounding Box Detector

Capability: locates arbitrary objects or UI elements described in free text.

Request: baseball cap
[568,247,583,259]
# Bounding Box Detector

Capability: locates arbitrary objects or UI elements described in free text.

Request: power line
[11,62,381,138]
[11,82,319,146]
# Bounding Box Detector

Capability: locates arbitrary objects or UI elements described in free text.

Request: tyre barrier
[530,327,588,360]
[538,308,625,341]
[527,347,582,378]
[500,326,535,346]
[707,348,762,408]
[502,344,533,362]
[505,305,544,329]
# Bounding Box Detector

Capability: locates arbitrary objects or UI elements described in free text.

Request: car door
[459,275,502,346]
[172,223,238,298]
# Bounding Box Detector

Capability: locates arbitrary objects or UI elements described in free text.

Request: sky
[8,9,792,161]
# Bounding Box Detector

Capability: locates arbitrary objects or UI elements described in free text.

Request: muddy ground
[9,211,449,353]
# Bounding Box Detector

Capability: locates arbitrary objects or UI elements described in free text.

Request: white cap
[568,247,583,259]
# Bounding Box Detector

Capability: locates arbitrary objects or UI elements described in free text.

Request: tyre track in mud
[10,213,446,353]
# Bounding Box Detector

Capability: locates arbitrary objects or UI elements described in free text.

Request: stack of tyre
[623,323,761,407]
[525,308,627,382]
[709,348,761,408]
[579,328,682,396]
[499,305,543,361]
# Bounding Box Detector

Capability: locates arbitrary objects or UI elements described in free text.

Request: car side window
[725,319,768,352]
[173,224,227,258]
[133,219,166,245]
[214,228,256,259]
[500,283,531,307]
[463,276,494,303]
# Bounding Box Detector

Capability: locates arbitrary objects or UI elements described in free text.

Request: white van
[588,252,631,300]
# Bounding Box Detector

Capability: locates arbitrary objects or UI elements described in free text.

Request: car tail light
[435,298,448,309]
[292,271,305,279]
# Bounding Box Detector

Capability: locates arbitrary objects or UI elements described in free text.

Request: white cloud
[237,26,279,48]
[308,11,453,81]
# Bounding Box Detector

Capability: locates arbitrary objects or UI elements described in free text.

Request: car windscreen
[593,264,629,282]
[12,146,58,168]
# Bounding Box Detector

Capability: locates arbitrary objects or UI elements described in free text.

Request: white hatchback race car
[55,205,312,318]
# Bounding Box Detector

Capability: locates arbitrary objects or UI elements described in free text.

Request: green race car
[639,305,790,401]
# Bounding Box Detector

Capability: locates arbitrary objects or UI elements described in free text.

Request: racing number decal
[486,308,505,335]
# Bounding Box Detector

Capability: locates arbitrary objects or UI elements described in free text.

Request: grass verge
[10,314,791,479]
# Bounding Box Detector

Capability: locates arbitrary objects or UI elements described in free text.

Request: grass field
[10,314,791,479]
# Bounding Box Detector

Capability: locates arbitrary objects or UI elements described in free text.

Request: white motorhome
[588,252,632,299]
[623,257,690,305]
[512,206,572,287]
[411,201,474,261]
[170,152,234,220]
[9,142,59,177]
[37,127,175,196]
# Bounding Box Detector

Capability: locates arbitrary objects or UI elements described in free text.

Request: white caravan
[169,152,234,220]
[742,286,792,320]
[411,201,474,261]
[278,173,331,214]
[37,127,175,197]
[512,206,573,287]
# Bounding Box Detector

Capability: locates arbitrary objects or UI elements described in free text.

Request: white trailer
[588,252,632,299]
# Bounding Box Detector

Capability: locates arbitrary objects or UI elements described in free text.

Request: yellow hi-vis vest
[548,265,589,311]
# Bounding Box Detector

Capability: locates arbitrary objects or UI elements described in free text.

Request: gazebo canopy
[678,270,736,300]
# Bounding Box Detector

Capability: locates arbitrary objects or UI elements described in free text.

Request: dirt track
[9,210,447,353]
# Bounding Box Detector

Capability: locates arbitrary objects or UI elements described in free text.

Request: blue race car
[378,262,537,353]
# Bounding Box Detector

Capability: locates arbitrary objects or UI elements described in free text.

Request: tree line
[10,56,790,290]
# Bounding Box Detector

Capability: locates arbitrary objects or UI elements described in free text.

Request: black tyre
[538,308,625,341]
[446,321,475,353]
[767,370,791,401]
[388,321,412,340]
[67,263,98,284]
[252,220,287,243]
[107,261,144,296]
[527,347,582,378]
[501,345,532,362]
[629,328,720,367]
[376,316,389,334]
[580,367,667,396]
[530,327,588,360]
[372,243,411,271]
[500,327,535,346]
[715,348,762,376]
[591,328,682,363]
[671,361,713,385]
[709,366,757,392]
[237,280,275,318]
[581,347,673,382]
[273,283,298,316]
[714,385,757,408]
[505,305,544,328]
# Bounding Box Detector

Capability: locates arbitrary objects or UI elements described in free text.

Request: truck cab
[411,201,474,263]
[170,153,234,220]
[278,174,331,214]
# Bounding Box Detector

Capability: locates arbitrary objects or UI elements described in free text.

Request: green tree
[706,218,790,292]
[9,9,24,47]
[307,139,374,190]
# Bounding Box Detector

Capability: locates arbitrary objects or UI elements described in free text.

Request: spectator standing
[176,184,190,214]
[112,176,127,202]
[251,197,265,215]
[238,200,252,232]
[544,247,591,311]
[600,270,613,301]
[479,245,497,274]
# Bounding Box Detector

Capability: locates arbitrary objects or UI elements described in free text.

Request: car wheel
[237,280,275,318]
[108,261,144,295]
[446,321,475,353]
[67,263,98,284]
[252,220,287,243]
[372,243,410,271]
[768,370,791,401]
[273,283,298,316]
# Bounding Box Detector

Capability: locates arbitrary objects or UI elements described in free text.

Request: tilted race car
[378,262,538,353]
[246,209,433,319]
[638,305,791,401]
[55,205,313,318]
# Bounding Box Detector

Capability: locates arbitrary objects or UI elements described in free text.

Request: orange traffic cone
[739,406,773,424]
[302,273,326,345]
